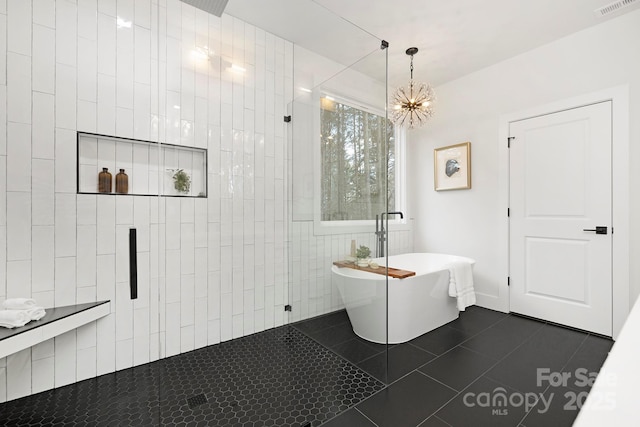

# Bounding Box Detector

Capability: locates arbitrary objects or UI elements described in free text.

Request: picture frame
[434,142,471,191]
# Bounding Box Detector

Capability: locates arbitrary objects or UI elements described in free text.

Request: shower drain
[186,393,208,409]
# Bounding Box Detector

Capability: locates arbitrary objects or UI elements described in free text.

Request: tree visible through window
[320,98,395,221]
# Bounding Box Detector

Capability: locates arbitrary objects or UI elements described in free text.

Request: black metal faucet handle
[381,211,404,219]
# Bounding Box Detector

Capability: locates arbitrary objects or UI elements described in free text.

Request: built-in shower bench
[0,300,110,359]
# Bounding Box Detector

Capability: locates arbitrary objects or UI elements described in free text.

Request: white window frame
[313,91,408,235]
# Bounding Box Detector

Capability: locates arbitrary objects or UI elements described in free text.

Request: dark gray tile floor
[308,306,613,427]
[0,306,613,426]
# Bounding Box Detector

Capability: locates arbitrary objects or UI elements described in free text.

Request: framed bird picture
[434,142,471,191]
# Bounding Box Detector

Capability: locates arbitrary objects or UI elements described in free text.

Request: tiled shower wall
[0,0,294,402]
[0,0,413,403]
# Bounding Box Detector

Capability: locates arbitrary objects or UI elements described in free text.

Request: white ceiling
[225,0,640,88]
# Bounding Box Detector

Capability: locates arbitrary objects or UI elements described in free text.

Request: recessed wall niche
[77,132,207,198]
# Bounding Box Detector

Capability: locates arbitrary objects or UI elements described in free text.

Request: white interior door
[509,101,612,336]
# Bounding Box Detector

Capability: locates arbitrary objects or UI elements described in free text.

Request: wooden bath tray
[333,261,416,279]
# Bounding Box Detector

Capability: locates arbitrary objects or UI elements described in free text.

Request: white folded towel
[25,307,46,321]
[0,310,31,329]
[2,298,37,310]
[447,261,476,311]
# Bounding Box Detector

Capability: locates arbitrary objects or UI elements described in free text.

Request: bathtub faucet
[376,211,404,257]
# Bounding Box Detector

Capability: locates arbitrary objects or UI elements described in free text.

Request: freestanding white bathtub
[332,252,475,344]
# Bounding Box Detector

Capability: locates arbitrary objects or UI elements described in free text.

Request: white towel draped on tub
[2,298,37,310]
[0,310,31,328]
[447,262,476,311]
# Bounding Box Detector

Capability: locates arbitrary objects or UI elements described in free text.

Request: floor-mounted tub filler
[332,252,475,344]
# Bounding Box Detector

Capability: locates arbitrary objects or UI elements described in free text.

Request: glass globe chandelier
[389,47,436,129]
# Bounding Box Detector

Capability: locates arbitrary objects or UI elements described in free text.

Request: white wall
[408,10,640,311]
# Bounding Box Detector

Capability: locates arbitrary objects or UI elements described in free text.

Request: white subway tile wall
[0,0,412,404]
[31,92,55,159]
[31,352,54,395]
[6,349,30,401]
[53,330,76,388]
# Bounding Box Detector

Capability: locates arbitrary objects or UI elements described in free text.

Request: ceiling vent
[594,0,638,17]
[179,0,229,17]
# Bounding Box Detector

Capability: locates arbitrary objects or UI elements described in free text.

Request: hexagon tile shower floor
[0,326,384,426]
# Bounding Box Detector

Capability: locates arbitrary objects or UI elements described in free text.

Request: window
[320,97,397,221]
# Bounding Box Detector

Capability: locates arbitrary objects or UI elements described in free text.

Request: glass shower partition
[286,13,392,385]
[152,0,392,424]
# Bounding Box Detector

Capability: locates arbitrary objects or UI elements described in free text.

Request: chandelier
[390,47,436,129]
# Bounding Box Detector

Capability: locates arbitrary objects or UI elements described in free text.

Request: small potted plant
[170,169,191,194]
[355,245,371,267]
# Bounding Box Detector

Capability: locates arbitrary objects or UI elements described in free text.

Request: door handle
[583,226,607,235]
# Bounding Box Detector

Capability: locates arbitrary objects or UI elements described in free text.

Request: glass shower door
[151,0,393,425]
[286,31,393,389]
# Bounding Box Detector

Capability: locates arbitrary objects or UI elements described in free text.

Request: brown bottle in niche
[115,169,129,194]
[98,168,112,193]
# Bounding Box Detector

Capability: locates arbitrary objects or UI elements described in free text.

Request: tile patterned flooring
[0,306,613,426]
[315,307,613,427]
